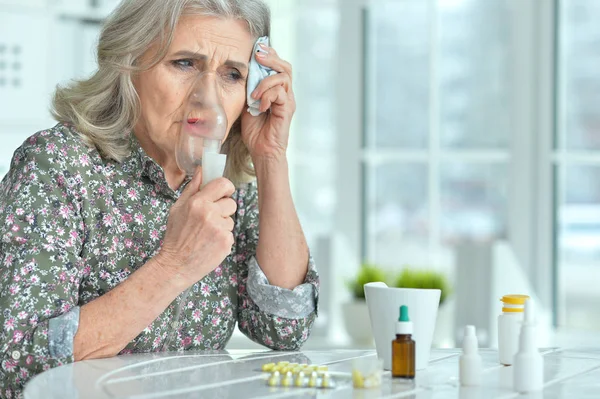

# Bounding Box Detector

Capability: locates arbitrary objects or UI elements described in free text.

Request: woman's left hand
[241,44,295,162]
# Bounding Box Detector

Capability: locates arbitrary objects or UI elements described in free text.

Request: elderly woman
[0,0,318,396]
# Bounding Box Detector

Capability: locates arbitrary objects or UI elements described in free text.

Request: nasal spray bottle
[459,325,482,386]
[175,72,228,186]
[513,298,544,393]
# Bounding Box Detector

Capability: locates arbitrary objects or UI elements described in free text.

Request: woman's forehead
[170,15,255,62]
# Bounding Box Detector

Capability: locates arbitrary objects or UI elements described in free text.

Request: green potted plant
[343,263,388,344]
[393,267,453,346]
[393,268,451,305]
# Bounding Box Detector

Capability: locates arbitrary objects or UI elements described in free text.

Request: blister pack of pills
[261,361,336,389]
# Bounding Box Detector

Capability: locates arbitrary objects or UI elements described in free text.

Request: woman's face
[133,15,254,166]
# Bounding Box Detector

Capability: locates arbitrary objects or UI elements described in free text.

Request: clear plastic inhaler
[175,71,228,187]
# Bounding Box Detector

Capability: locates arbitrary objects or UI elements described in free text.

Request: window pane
[369,1,431,149]
[440,163,508,243]
[439,0,512,149]
[558,165,600,330]
[292,0,338,153]
[293,160,336,240]
[367,163,429,267]
[560,0,600,150]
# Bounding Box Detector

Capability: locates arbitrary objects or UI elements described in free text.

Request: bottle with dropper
[513,298,544,393]
[175,71,228,187]
[391,305,415,379]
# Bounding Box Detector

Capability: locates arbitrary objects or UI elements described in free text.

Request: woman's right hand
[155,171,237,288]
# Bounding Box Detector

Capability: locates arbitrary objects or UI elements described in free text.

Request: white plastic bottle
[459,325,482,386]
[497,294,529,365]
[513,299,544,392]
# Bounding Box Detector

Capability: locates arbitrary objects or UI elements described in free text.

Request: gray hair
[51,0,270,184]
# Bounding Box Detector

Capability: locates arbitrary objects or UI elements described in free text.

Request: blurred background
[1,0,599,349]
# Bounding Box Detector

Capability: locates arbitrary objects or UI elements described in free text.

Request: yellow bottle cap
[500,294,529,312]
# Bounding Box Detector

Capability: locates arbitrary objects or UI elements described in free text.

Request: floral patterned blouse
[0,124,319,398]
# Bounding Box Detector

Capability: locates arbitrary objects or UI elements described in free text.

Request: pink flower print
[192,309,202,322]
[79,154,90,166]
[8,285,19,295]
[102,214,113,227]
[134,213,144,225]
[3,254,13,267]
[124,239,133,248]
[214,266,222,277]
[30,275,39,284]
[56,227,65,236]
[10,225,19,232]
[122,213,133,223]
[211,317,220,326]
[201,300,208,309]
[59,206,70,219]
[4,317,15,331]
[200,284,210,297]
[25,355,34,366]
[127,188,138,200]
[229,275,238,286]
[216,307,222,315]
[13,330,24,343]
[46,142,57,154]
[182,336,192,347]
[264,336,274,347]
[6,214,14,225]
[151,199,158,207]
[3,360,17,373]
[152,336,162,349]
[15,208,24,216]
[150,229,159,241]
[194,334,203,345]
[100,271,109,280]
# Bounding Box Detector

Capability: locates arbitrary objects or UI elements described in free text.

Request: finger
[215,197,237,217]
[251,73,290,100]
[180,167,203,200]
[221,216,235,232]
[255,45,292,77]
[197,177,235,202]
[260,86,288,113]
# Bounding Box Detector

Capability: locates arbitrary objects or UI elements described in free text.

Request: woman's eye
[173,59,194,69]
[225,70,243,82]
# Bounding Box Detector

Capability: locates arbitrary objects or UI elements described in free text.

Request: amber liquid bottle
[391,305,416,379]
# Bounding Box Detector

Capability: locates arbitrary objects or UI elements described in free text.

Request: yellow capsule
[352,370,364,389]
[321,374,331,388]
[277,361,289,366]
[294,371,306,387]
[317,365,328,372]
[308,371,319,388]
[262,363,275,372]
[281,372,293,387]
[267,377,279,387]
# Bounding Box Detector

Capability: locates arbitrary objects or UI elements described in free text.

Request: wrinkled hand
[241,43,296,161]
[156,170,237,288]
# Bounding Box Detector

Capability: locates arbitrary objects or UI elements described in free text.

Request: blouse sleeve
[0,135,84,397]
[234,182,319,351]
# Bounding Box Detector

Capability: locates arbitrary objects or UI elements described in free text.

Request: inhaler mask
[175,71,228,186]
